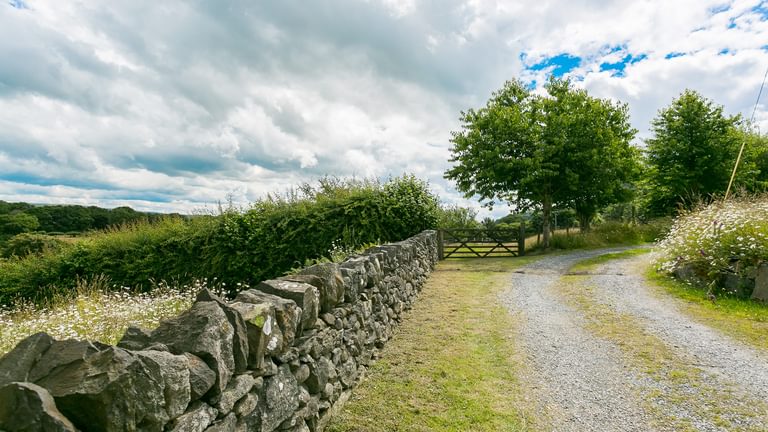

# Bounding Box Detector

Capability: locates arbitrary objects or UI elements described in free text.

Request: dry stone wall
[0,230,438,432]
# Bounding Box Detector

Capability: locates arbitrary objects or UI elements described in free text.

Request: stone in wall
[236,289,302,354]
[33,344,190,431]
[239,364,300,432]
[256,280,319,331]
[296,263,346,313]
[196,289,251,374]
[752,262,768,301]
[229,301,277,370]
[0,382,76,431]
[0,332,53,387]
[0,230,439,432]
[144,300,236,399]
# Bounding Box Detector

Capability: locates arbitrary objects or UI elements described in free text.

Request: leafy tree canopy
[644,89,742,215]
[445,77,639,246]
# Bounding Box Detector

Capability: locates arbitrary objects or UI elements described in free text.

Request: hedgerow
[0,175,439,305]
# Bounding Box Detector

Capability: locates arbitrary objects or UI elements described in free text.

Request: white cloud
[0,0,766,220]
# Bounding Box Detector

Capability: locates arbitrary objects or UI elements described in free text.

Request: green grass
[645,268,768,351]
[528,220,670,252]
[569,247,652,272]
[327,257,540,432]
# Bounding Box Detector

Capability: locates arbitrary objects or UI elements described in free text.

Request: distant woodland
[0,201,171,237]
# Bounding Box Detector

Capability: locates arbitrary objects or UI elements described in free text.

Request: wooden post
[437,229,444,260]
[518,223,526,256]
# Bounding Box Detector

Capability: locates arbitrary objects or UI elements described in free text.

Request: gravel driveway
[500,248,768,431]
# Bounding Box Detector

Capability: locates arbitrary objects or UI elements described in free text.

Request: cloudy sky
[1,0,767,218]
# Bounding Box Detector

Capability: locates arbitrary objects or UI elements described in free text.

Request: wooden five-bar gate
[438,225,525,259]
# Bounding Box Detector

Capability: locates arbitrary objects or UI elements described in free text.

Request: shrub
[534,219,671,251]
[655,195,768,290]
[1,233,69,258]
[0,175,439,305]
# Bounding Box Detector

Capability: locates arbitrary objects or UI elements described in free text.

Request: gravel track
[500,248,768,431]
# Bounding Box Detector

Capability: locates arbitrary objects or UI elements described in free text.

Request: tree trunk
[579,214,591,232]
[542,196,552,248]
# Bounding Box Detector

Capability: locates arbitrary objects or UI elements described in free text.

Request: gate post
[437,229,445,260]
[518,223,526,256]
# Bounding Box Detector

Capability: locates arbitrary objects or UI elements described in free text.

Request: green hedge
[0,175,439,305]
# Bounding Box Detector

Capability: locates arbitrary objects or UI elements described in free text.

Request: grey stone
[240,364,300,432]
[293,364,310,384]
[184,353,217,401]
[116,325,152,351]
[338,358,358,388]
[322,382,334,400]
[298,263,346,312]
[149,301,236,398]
[28,339,101,383]
[135,349,192,421]
[205,413,237,432]
[170,401,218,432]
[305,357,336,394]
[213,374,256,414]
[0,382,76,431]
[229,301,278,365]
[36,346,174,431]
[752,263,768,301]
[233,392,258,417]
[320,313,336,326]
[723,273,753,297]
[235,289,302,352]
[196,289,250,374]
[256,280,320,331]
[0,332,52,386]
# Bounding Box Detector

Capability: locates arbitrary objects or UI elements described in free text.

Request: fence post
[437,229,444,260]
[518,223,526,256]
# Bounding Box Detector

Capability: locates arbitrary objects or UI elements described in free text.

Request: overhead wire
[724,64,768,201]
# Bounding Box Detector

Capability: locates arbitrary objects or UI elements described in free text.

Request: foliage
[654,195,768,292]
[0,175,440,305]
[445,77,639,247]
[532,220,670,251]
[735,128,768,193]
[0,201,163,234]
[436,205,480,229]
[1,233,69,258]
[644,90,743,216]
[0,212,40,238]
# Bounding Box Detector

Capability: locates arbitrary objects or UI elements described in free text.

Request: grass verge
[569,247,652,272]
[327,257,540,432]
[645,268,768,352]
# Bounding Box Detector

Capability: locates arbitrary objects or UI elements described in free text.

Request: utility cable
[725,64,768,201]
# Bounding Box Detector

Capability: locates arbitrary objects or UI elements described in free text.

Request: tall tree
[445,77,638,246]
[544,79,639,230]
[645,90,741,215]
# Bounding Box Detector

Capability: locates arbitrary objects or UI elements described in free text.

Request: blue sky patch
[709,4,731,14]
[753,3,768,19]
[665,52,685,59]
[599,53,647,77]
[525,53,582,77]
[8,0,26,9]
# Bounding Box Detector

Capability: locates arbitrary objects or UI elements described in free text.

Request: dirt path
[500,249,768,432]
